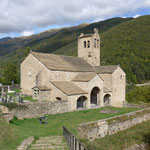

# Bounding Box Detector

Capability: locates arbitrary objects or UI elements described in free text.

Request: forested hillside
[55,15,150,83]
[0,16,149,84]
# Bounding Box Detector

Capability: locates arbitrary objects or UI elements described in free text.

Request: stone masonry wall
[5,101,69,121]
[78,107,150,141]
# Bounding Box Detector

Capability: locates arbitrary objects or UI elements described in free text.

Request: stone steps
[29,136,69,150]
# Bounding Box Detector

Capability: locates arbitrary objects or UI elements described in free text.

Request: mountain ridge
[0,16,149,83]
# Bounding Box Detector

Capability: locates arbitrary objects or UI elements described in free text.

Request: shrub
[126,85,150,103]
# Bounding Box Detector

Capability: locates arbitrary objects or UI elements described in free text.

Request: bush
[126,85,150,103]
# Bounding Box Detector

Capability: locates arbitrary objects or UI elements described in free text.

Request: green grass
[0,115,14,149]
[81,120,150,150]
[0,106,139,150]
[23,95,37,102]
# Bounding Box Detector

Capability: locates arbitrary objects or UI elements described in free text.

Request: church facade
[21,28,126,110]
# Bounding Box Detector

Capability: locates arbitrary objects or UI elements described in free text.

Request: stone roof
[78,33,93,39]
[31,51,94,72]
[72,72,96,82]
[32,86,50,91]
[94,65,119,74]
[104,86,112,93]
[51,81,87,96]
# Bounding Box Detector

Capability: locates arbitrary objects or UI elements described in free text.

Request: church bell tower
[78,28,100,66]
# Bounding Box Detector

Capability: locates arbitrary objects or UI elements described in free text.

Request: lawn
[82,120,150,150]
[0,106,139,150]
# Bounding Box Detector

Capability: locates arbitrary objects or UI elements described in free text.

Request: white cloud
[21,31,34,37]
[0,0,149,35]
[133,14,141,18]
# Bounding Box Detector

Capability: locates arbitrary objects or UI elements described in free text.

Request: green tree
[2,63,18,85]
[24,47,31,57]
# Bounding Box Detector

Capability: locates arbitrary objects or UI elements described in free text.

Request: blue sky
[0,0,150,39]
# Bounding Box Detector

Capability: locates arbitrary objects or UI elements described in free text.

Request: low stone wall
[5,101,69,121]
[78,107,150,141]
[123,102,149,109]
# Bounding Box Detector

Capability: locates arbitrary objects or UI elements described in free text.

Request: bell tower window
[94,38,97,48]
[84,41,86,48]
[97,39,99,48]
[87,41,90,48]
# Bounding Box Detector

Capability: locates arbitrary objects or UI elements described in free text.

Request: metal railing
[63,126,88,150]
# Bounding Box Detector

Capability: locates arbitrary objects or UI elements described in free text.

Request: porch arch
[103,94,111,106]
[77,96,87,109]
[90,87,100,105]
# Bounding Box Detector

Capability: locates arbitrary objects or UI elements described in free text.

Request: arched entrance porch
[103,94,111,106]
[77,96,87,109]
[90,87,100,106]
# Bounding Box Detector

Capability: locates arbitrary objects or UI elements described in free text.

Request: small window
[66,73,69,79]
[87,41,90,48]
[84,41,86,48]
[88,52,92,57]
[56,73,59,79]
[56,97,61,101]
[120,75,123,79]
[94,38,97,48]
[28,69,32,76]
[97,39,99,48]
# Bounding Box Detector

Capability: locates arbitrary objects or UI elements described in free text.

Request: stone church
[21,28,126,110]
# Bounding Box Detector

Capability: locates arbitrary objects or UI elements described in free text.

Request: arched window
[84,41,86,48]
[87,41,90,48]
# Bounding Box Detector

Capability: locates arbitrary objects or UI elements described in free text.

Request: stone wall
[5,101,69,121]
[78,107,150,141]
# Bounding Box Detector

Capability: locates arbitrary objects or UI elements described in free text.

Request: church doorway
[77,96,87,109]
[90,87,100,105]
[103,94,111,106]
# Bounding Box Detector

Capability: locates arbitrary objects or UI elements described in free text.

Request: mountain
[0,17,131,64]
[0,37,12,43]
[54,15,150,83]
[0,16,150,84]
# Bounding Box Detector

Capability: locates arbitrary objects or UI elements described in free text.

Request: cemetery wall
[78,107,150,141]
[5,101,70,121]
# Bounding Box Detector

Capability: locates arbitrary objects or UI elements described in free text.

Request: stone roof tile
[31,51,94,72]
[51,81,87,96]
[72,72,96,82]
[94,65,119,74]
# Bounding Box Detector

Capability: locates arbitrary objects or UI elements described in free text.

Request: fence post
[63,126,87,150]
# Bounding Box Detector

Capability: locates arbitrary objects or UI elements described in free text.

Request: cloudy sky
[0,0,150,38]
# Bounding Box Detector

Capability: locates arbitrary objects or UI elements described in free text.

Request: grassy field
[0,106,139,150]
[82,120,150,150]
